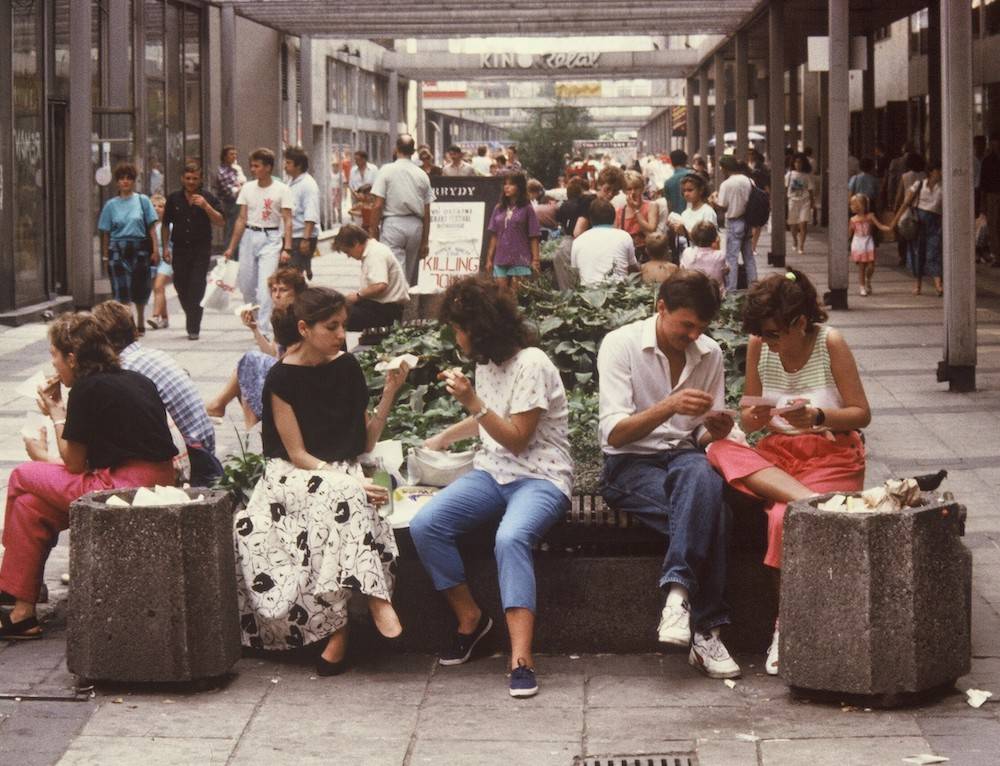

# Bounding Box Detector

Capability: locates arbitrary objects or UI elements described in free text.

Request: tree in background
[511,101,598,187]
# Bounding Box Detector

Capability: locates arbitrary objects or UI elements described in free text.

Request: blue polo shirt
[98,194,158,241]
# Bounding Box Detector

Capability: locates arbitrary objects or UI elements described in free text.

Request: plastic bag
[406,447,476,487]
[200,259,240,313]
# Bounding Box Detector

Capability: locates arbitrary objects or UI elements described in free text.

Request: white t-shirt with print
[360,239,409,304]
[236,179,293,228]
[473,347,573,499]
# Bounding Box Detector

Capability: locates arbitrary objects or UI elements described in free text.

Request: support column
[939,0,976,391]
[928,2,942,160]
[768,0,787,267]
[416,81,425,145]
[665,108,674,153]
[388,70,400,150]
[788,64,801,150]
[220,4,236,148]
[755,65,769,132]
[69,0,94,307]
[299,36,314,158]
[861,33,876,159]
[714,52,726,186]
[685,78,696,156]
[698,68,710,157]
[827,0,850,309]
[735,30,749,162]
[0,6,11,311]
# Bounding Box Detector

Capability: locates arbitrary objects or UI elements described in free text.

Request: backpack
[744,181,770,227]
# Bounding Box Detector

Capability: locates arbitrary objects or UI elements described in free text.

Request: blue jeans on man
[600,449,731,632]
[724,217,756,292]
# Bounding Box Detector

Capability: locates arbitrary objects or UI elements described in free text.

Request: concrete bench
[66,488,241,684]
[378,488,775,655]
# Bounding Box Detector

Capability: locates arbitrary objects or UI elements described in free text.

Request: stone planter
[780,492,971,705]
[66,488,241,683]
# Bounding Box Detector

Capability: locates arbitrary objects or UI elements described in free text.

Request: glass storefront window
[183,6,201,165]
[12,0,47,306]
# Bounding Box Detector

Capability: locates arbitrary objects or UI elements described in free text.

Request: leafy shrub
[357,278,749,493]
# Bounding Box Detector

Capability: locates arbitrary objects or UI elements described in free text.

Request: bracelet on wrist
[51,418,66,427]
[473,405,490,421]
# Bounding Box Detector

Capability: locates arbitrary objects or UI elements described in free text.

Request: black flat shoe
[316,656,349,677]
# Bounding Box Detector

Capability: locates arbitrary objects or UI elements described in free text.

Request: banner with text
[412,176,503,294]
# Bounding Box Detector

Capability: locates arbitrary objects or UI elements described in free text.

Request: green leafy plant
[215,427,267,507]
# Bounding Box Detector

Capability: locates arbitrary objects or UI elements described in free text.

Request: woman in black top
[0,313,176,640]
[234,288,410,675]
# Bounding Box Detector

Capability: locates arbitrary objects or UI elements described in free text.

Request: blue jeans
[724,217,756,292]
[409,470,569,613]
[600,450,731,632]
[910,210,943,279]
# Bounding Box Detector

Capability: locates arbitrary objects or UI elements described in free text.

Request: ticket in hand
[374,353,419,373]
[771,401,808,416]
[738,395,778,408]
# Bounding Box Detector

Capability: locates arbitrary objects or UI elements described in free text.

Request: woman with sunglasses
[706,269,871,676]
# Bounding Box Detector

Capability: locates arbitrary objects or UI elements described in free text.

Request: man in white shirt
[442,145,476,177]
[349,150,379,202]
[332,224,409,331]
[223,147,293,336]
[471,145,493,176]
[371,134,436,286]
[284,146,320,281]
[570,199,637,285]
[597,270,740,680]
[712,155,755,292]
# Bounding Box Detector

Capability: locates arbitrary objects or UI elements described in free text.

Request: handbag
[200,259,240,312]
[896,181,922,241]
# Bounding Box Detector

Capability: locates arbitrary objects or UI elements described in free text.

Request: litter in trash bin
[818,478,925,513]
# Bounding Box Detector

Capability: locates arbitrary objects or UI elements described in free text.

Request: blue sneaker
[509,660,538,698]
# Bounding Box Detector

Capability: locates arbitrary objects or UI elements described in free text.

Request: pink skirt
[707,432,865,568]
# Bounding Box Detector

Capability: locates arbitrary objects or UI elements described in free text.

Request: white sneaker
[657,601,691,647]
[765,628,780,676]
[689,632,741,679]
[859,286,868,297]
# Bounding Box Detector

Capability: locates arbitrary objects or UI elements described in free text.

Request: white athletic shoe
[689,632,741,679]
[765,628,780,676]
[657,601,691,647]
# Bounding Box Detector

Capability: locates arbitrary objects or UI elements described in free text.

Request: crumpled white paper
[106,486,204,508]
[966,688,993,708]
[902,755,950,765]
[818,478,924,514]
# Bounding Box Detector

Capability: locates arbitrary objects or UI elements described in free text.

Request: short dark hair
[742,269,828,336]
[905,152,926,173]
[220,145,237,164]
[439,276,535,365]
[447,144,463,154]
[477,145,488,156]
[333,223,369,250]
[596,165,625,194]
[269,305,303,349]
[91,300,138,353]
[859,157,875,174]
[566,177,586,200]
[113,161,138,181]
[355,149,368,160]
[690,221,718,248]
[396,134,416,156]
[645,232,669,260]
[182,161,202,176]
[249,147,275,168]
[657,269,721,323]
[284,145,309,172]
[49,312,120,378]
[588,198,615,226]
[669,149,688,167]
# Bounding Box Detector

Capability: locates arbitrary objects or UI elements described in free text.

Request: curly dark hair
[48,312,120,378]
[438,276,535,365]
[742,268,828,336]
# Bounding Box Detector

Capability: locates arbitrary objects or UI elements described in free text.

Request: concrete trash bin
[66,487,241,683]
[780,492,971,706]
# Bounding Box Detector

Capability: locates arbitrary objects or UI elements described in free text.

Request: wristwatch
[813,408,826,427]
[473,405,490,421]
[282,247,292,253]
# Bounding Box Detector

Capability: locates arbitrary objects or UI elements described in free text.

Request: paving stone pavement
[2,229,1000,765]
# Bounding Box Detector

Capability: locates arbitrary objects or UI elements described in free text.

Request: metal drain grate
[580,755,697,766]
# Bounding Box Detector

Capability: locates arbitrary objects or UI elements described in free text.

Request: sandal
[0,610,42,640]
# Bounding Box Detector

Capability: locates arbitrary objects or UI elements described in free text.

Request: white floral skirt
[233,459,398,650]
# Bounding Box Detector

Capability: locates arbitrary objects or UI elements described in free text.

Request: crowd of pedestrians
[10,127,989,704]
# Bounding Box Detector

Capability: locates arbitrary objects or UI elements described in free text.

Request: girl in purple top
[484,173,540,293]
